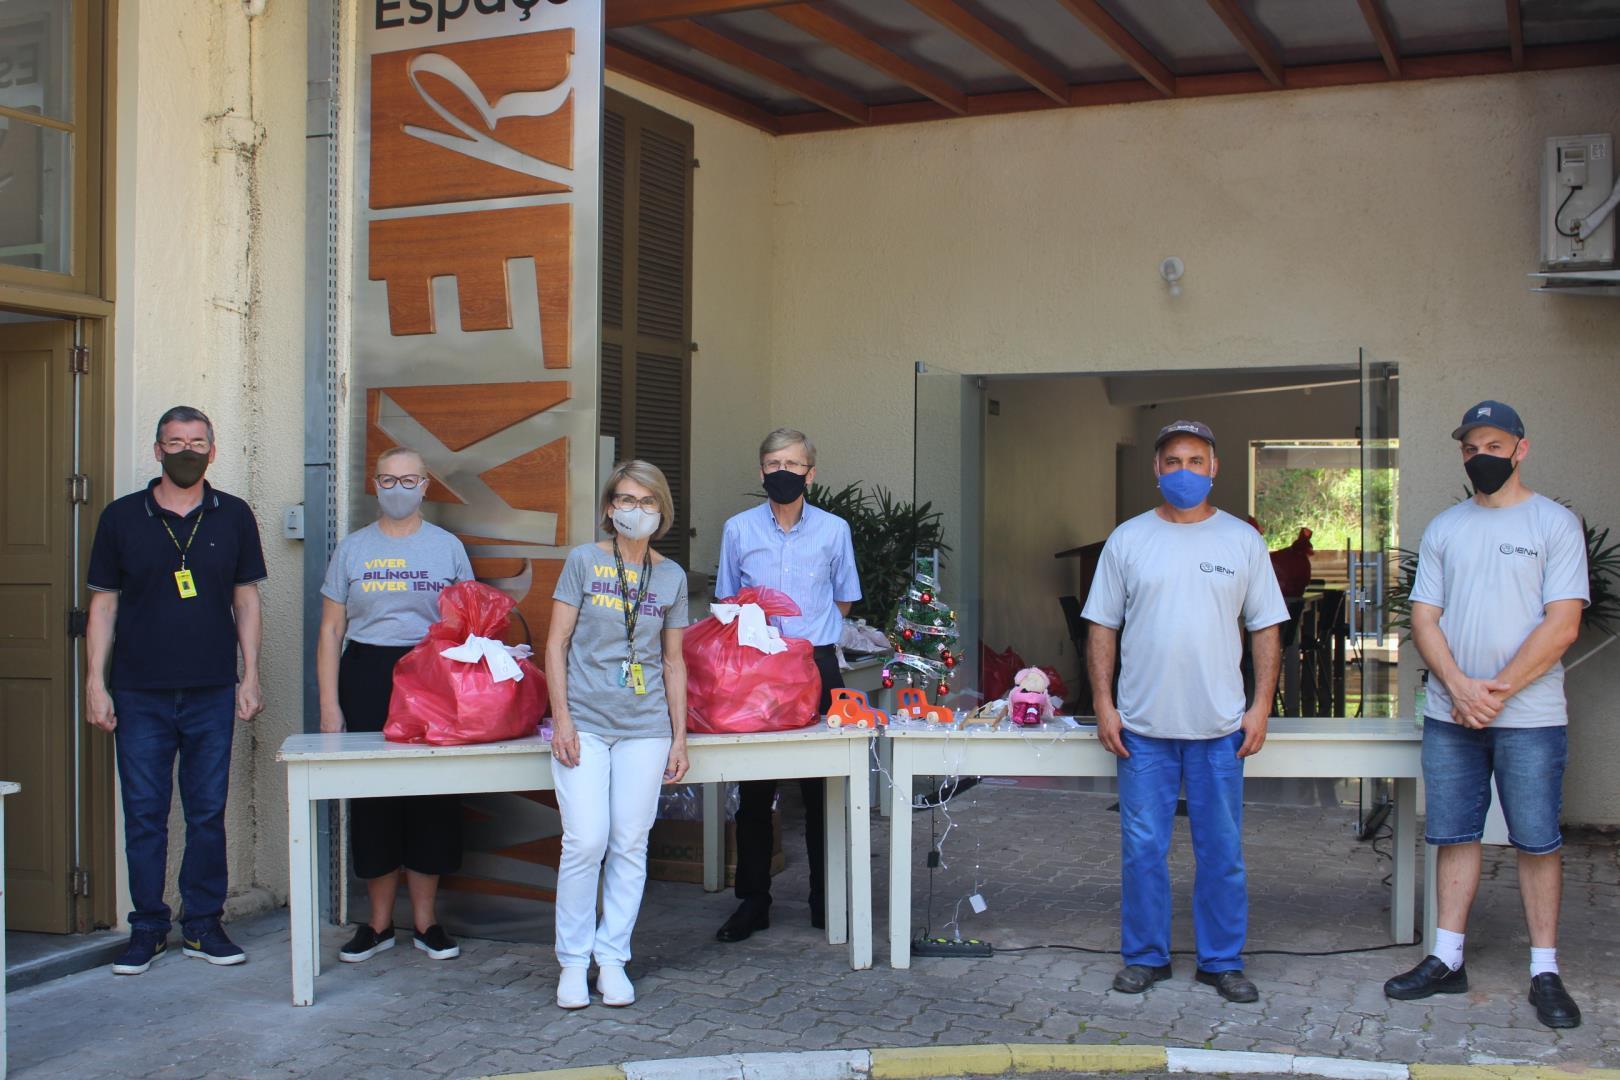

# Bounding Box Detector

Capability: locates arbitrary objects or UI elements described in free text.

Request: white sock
[1530,947,1558,978]
[1433,928,1465,971]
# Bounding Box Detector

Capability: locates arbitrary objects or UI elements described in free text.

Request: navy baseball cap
[1154,419,1216,450]
[1451,400,1525,441]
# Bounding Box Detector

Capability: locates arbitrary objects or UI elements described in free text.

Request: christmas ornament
[882,677,894,689]
[944,655,956,669]
[920,590,933,605]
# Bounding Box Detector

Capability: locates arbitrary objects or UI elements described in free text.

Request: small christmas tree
[885,549,960,702]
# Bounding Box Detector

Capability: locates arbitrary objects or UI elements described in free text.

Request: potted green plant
[804,480,949,633]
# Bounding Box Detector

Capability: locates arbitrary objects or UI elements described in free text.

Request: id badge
[174,569,197,599]
[630,662,647,696]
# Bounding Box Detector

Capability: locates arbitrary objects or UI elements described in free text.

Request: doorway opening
[917,359,1400,803]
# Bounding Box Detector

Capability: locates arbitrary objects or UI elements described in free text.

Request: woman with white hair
[317,446,475,965]
[545,459,690,1009]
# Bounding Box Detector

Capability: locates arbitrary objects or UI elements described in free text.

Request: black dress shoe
[809,893,825,931]
[1384,955,1468,1000]
[1528,973,1581,1029]
[1197,969,1259,1003]
[715,902,770,943]
[1112,963,1172,993]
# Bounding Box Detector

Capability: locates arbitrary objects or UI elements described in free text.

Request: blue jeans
[1117,729,1247,972]
[112,686,236,935]
[1421,717,1567,854]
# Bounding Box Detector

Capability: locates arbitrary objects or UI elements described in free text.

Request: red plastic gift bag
[385,581,548,745]
[685,587,821,734]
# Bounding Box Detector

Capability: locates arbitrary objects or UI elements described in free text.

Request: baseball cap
[1450,400,1525,441]
[1154,419,1216,451]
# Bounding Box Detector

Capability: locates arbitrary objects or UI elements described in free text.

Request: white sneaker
[596,963,635,1007]
[557,965,590,1010]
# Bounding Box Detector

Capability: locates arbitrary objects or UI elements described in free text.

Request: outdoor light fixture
[242,0,268,15]
[1160,256,1185,298]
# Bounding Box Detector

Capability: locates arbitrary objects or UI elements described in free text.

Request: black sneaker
[413,924,460,960]
[1112,963,1172,993]
[111,929,168,975]
[339,925,396,963]
[181,923,246,966]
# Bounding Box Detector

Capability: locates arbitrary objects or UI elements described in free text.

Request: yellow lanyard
[160,506,205,569]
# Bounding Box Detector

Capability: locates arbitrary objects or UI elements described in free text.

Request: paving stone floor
[8,785,1618,1079]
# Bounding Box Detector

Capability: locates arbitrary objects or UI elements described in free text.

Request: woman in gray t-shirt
[316,447,474,966]
[544,460,689,1010]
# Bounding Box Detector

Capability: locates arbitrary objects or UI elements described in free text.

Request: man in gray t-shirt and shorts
[1383,401,1588,1029]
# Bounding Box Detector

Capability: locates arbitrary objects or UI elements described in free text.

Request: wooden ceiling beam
[771,4,969,115]
[606,0,797,29]
[655,18,870,123]
[772,39,1620,135]
[605,44,781,133]
[1507,0,1526,69]
[1052,0,1176,97]
[1356,0,1402,79]
[1204,0,1284,87]
[905,0,1070,104]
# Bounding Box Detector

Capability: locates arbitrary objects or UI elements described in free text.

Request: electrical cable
[1554,184,1583,239]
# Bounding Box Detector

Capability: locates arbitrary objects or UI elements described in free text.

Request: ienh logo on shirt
[1498,543,1540,558]
[1199,561,1237,577]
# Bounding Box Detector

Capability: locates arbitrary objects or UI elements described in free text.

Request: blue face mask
[1158,467,1213,510]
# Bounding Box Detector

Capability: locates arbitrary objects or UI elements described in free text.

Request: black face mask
[162,449,210,489]
[762,469,807,505]
[1464,448,1517,495]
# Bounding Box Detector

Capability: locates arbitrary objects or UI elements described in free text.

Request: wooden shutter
[601,89,694,565]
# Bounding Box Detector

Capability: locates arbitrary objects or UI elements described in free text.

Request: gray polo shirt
[554,542,689,739]
[1412,493,1588,728]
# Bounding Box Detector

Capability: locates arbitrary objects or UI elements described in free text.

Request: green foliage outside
[1252,467,1397,551]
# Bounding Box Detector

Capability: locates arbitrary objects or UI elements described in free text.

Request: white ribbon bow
[710,601,787,655]
[440,634,534,683]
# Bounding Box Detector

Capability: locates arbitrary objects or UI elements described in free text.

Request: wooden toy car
[826,687,886,729]
[895,687,929,718]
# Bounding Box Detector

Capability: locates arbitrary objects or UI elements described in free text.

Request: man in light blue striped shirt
[713,428,862,943]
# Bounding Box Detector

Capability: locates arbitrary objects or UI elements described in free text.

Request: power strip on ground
[911,936,993,958]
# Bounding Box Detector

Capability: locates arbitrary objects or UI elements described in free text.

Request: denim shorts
[1422,717,1567,854]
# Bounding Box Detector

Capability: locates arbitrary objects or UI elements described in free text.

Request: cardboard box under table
[278,724,877,1005]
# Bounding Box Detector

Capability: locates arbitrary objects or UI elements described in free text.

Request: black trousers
[733,644,842,906]
[339,642,464,879]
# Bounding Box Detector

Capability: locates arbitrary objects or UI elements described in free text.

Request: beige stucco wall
[110,0,306,924]
[767,69,1620,823]
[605,73,776,585]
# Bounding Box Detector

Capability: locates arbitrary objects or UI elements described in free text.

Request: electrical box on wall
[1541,134,1615,269]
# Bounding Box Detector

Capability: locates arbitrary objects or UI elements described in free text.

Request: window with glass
[0,0,83,278]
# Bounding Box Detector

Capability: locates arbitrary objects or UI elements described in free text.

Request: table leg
[1392,777,1416,944]
[287,767,317,1006]
[702,783,722,893]
[847,739,872,970]
[824,774,848,946]
[1423,843,1438,956]
[888,740,914,969]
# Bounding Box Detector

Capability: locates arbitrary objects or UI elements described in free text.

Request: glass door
[912,362,984,701]
[1356,350,1399,717]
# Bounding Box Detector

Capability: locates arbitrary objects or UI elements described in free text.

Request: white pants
[551,730,671,969]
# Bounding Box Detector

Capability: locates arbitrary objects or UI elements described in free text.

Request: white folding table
[884,718,1426,969]
[279,725,876,1005]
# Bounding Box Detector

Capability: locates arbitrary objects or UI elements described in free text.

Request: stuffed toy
[1008,666,1058,726]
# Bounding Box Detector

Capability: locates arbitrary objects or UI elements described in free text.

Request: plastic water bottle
[1413,669,1429,725]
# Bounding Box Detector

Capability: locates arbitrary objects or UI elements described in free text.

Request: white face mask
[611,506,660,541]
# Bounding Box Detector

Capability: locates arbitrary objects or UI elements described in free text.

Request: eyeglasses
[375,474,426,489]
[762,459,811,475]
[611,493,660,512]
[159,438,211,454]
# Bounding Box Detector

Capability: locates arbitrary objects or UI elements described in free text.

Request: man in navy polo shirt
[85,406,267,975]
